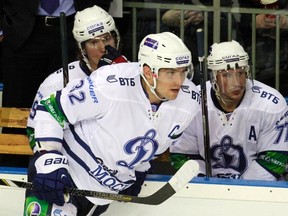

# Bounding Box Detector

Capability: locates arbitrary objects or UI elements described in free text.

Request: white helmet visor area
[212,65,249,97]
[156,65,193,84]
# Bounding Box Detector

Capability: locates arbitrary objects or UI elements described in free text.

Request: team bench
[0,107,32,155]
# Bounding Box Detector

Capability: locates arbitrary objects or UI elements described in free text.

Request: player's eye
[103,35,112,42]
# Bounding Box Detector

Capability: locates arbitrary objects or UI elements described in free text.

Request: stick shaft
[196,28,212,177]
[60,12,69,87]
[0,160,198,205]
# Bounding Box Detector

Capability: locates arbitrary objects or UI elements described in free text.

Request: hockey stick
[196,28,212,177]
[0,160,198,205]
[60,12,69,87]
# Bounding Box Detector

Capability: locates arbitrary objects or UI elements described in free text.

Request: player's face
[84,33,116,70]
[216,67,247,103]
[155,67,187,100]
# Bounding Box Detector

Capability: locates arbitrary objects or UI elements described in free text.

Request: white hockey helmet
[207,40,250,96]
[73,5,120,49]
[207,40,249,71]
[138,32,193,77]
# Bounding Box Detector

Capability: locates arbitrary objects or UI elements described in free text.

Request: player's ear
[143,65,153,82]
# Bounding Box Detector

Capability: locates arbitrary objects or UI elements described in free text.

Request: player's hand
[256,14,276,29]
[184,11,203,26]
[162,10,203,28]
[98,45,128,68]
[32,150,72,206]
[119,171,148,196]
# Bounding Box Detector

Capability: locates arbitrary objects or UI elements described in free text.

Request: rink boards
[1,167,288,216]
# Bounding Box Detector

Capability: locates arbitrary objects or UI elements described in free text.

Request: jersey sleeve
[34,76,112,145]
[244,93,288,180]
[27,87,44,150]
[27,73,64,151]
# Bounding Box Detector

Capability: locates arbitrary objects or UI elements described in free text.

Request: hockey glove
[33,150,72,206]
[98,45,128,67]
[119,171,148,196]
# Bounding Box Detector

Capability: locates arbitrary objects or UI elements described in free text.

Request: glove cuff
[35,151,69,174]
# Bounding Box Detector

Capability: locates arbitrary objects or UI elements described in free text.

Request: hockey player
[24,5,128,216]
[25,32,200,215]
[27,5,127,151]
[170,40,288,180]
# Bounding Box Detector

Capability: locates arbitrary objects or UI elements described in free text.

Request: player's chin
[231,89,245,97]
[229,93,243,101]
[167,89,180,100]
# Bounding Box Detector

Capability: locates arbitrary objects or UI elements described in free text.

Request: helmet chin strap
[216,90,233,107]
[78,43,94,72]
[141,74,168,102]
[82,54,93,71]
[213,82,224,104]
[78,41,98,72]
[212,76,232,108]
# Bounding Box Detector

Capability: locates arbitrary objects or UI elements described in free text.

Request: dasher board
[104,176,288,216]
[1,168,288,216]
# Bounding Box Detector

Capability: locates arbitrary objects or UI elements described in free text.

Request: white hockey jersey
[170,80,288,180]
[34,62,201,205]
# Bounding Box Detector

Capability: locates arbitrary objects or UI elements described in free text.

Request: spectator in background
[0,0,113,167]
[238,0,288,96]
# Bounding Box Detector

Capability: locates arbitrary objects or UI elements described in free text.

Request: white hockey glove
[32,150,72,206]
